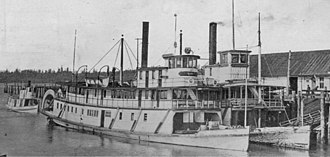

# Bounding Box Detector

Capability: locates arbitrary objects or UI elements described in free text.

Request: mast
[72,29,77,82]
[174,14,178,53]
[232,0,235,50]
[258,12,262,103]
[120,34,124,86]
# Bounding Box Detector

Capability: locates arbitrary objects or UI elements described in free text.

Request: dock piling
[320,91,328,144]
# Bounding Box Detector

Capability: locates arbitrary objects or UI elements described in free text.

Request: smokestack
[209,22,217,65]
[141,21,149,68]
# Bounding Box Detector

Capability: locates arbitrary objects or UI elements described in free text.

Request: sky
[0,0,330,71]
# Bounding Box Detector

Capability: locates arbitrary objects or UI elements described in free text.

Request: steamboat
[6,82,39,113]
[39,22,250,151]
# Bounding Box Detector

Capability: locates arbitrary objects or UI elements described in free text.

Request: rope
[124,41,137,60]
[113,41,121,68]
[124,43,134,69]
[89,40,121,72]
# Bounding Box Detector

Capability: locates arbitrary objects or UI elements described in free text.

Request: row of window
[68,87,136,99]
[87,109,98,117]
[118,112,148,121]
[56,102,149,121]
[139,70,162,80]
[220,53,248,64]
[167,57,198,69]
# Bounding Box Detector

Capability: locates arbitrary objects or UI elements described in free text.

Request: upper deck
[136,53,211,88]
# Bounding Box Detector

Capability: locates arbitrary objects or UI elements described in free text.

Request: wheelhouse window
[176,58,182,68]
[188,58,193,68]
[320,77,324,88]
[220,53,228,64]
[240,54,247,63]
[232,54,239,63]
[183,57,188,68]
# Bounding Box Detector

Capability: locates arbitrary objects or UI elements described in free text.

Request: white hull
[42,110,249,151]
[7,104,38,113]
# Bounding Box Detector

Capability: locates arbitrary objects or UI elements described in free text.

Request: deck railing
[60,93,220,110]
[221,98,283,109]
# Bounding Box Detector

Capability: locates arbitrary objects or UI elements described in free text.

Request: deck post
[320,91,328,144]
[291,91,296,119]
[297,91,301,124]
[258,109,261,128]
[300,92,304,126]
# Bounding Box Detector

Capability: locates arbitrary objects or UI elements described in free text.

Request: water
[0,92,329,156]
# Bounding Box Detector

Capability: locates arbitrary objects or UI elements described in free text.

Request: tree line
[0,68,137,83]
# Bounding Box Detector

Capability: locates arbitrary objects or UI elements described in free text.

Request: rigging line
[151,57,162,67]
[124,41,137,60]
[113,41,121,68]
[124,43,134,69]
[89,40,121,72]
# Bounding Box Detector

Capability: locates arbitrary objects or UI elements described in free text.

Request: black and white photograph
[0,0,330,156]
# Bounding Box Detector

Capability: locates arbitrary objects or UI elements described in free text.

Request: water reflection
[0,100,329,156]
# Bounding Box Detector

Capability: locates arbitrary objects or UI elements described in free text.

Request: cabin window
[320,77,324,88]
[139,71,143,80]
[75,107,77,113]
[210,68,212,76]
[60,104,63,109]
[105,111,111,117]
[183,57,188,68]
[151,90,156,100]
[188,58,193,68]
[103,90,106,98]
[144,113,147,121]
[67,105,69,111]
[81,108,84,115]
[71,106,73,112]
[152,70,155,79]
[131,113,134,121]
[193,59,197,68]
[160,90,167,99]
[145,90,149,99]
[220,53,228,64]
[240,54,247,63]
[232,54,239,63]
[173,89,187,99]
[95,89,97,97]
[119,112,122,120]
[170,58,175,68]
[176,58,182,68]
[57,103,59,109]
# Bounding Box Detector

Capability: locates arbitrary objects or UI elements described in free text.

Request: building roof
[250,50,330,77]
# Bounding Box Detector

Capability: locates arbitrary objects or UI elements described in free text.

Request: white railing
[61,93,220,110]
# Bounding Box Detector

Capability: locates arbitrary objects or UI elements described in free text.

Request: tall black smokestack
[209,22,217,65]
[141,21,149,68]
